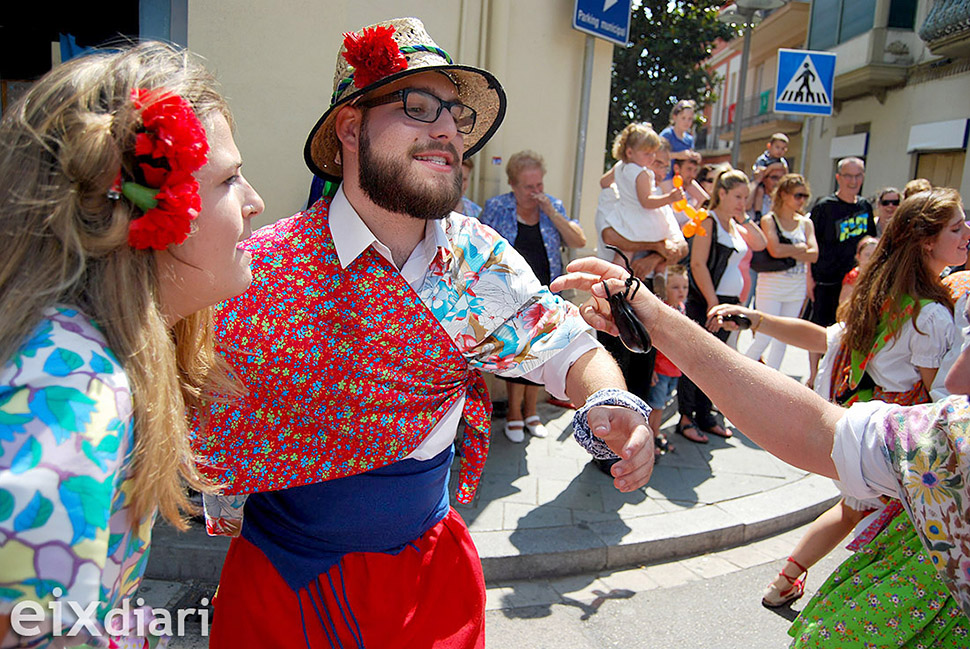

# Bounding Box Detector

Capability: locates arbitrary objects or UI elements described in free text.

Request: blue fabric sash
[241,447,453,592]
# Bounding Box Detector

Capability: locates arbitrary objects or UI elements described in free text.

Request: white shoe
[504,420,525,443]
[524,415,548,438]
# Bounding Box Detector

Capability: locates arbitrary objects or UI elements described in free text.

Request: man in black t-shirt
[806,157,876,382]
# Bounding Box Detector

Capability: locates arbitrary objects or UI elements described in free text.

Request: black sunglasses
[357,88,477,134]
[793,192,810,200]
[881,199,900,206]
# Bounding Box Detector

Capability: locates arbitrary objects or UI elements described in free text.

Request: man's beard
[358,118,463,221]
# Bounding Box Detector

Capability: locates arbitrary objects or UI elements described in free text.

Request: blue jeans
[647,373,678,411]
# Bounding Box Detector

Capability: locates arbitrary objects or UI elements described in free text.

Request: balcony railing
[697,90,800,152]
[920,0,970,57]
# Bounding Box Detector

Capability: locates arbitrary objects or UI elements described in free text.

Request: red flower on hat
[341,24,408,90]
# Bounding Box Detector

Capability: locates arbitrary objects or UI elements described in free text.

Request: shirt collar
[329,184,452,272]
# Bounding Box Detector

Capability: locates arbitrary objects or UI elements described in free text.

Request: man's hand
[587,405,654,491]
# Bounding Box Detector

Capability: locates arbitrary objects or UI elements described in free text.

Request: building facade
[2,0,617,244]
[697,2,811,172]
[698,0,970,200]
[802,0,970,197]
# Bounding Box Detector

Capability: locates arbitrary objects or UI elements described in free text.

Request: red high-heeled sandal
[762,556,808,608]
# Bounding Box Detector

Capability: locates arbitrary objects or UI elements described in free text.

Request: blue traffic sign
[573,0,633,46]
[774,48,837,116]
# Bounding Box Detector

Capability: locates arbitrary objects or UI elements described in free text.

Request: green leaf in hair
[121,182,159,212]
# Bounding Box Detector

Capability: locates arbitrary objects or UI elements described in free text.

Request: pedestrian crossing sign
[774,48,837,116]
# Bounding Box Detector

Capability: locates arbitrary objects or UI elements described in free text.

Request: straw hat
[304,17,507,181]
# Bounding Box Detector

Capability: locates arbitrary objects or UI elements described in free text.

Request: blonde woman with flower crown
[0,42,263,647]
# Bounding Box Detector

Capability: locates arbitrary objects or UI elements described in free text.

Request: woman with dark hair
[556,187,970,647]
[745,174,818,369]
[874,186,901,235]
[676,167,766,443]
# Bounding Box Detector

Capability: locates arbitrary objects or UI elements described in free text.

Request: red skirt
[210,507,485,649]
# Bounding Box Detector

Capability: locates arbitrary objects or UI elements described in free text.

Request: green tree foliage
[608,1,738,157]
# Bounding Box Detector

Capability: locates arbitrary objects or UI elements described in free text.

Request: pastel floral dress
[790,397,970,647]
[0,308,160,648]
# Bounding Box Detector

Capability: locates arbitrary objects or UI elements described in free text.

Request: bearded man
[195,18,654,648]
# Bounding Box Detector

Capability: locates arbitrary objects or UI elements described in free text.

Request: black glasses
[793,192,810,200]
[357,88,477,134]
[881,199,900,206]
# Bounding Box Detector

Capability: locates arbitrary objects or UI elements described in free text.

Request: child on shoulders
[752,132,789,173]
[602,122,684,269]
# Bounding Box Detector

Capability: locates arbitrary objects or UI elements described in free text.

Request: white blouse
[814,302,954,397]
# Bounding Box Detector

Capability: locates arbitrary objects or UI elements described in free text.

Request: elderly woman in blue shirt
[482,150,586,443]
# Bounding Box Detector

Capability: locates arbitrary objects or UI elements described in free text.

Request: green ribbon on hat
[330,44,455,105]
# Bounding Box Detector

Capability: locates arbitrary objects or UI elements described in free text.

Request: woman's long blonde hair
[838,188,960,353]
[0,42,240,529]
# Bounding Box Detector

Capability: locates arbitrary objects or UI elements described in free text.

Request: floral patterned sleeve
[426,216,590,377]
[0,308,147,645]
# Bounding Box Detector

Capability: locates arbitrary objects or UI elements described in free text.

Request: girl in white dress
[605,123,684,268]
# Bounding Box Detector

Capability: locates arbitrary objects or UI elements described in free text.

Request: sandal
[676,420,708,444]
[698,419,733,439]
[762,556,807,608]
[654,433,674,455]
[524,415,548,438]
[504,420,525,443]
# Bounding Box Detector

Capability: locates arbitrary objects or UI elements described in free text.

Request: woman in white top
[677,167,766,443]
[550,240,970,639]
[745,174,818,369]
[693,189,970,634]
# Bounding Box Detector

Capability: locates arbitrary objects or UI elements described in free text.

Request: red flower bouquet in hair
[124,89,209,250]
[341,24,408,89]
[127,172,202,250]
[133,90,209,172]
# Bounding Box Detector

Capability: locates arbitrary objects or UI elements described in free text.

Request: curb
[475,473,840,582]
[146,475,839,584]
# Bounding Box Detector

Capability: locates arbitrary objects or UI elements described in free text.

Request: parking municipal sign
[774,48,837,116]
[573,0,633,46]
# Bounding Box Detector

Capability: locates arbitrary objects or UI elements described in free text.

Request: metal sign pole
[731,23,753,168]
[571,35,596,227]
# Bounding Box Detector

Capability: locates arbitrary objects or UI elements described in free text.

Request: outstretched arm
[602,227,687,262]
[707,303,828,352]
[552,258,844,478]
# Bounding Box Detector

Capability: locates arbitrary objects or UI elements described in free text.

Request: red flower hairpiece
[122,89,209,250]
[341,25,408,90]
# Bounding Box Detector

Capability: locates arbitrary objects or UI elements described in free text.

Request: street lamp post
[719,0,786,169]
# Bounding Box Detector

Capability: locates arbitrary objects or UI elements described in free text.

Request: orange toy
[672,174,708,238]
